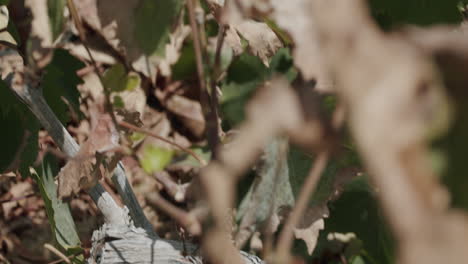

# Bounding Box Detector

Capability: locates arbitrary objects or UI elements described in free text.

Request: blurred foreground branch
[310,0,468,263]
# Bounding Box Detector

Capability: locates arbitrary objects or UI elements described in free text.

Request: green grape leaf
[0,80,39,175]
[140,145,175,173]
[221,48,297,127]
[112,95,125,109]
[313,176,395,264]
[48,0,65,40]
[103,63,141,92]
[134,0,184,56]
[369,0,461,26]
[32,154,82,253]
[172,42,197,81]
[42,49,84,124]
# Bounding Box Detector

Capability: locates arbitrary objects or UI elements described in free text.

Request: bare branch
[6,76,154,234]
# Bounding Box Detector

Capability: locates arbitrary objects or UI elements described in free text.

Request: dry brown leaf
[0,6,17,47]
[2,182,33,219]
[207,0,282,66]
[270,0,333,91]
[235,20,282,66]
[24,0,53,68]
[78,71,147,117]
[64,42,117,65]
[57,113,119,199]
[294,218,324,255]
[115,87,146,116]
[155,89,206,139]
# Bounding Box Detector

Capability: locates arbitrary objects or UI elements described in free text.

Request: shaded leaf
[221,48,296,126]
[42,49,84,124]
[369,0,460,26]
[134,0,184,56]
[76,0,184,81]
[47,0,65,40]
[236,137,293,248]
[316,176,395,264]
[0,80,39,174]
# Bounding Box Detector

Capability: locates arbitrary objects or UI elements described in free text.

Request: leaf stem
[118,120,207,166]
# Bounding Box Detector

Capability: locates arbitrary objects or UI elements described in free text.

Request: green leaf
[315,176,395,264]
[0,0,9,5]
[48,0,65,40]
[0,80,39,174]
[221,48,297,127]
[103,63,141,92]
[369,0,461,27]
[134,0,183,55]
[32,154,82,252]
[112,95,125,108]
[42,49,84,124]
[237,137,293,223]
[6,18,20,45]
[140,145,175,173]
[172,42,197,80]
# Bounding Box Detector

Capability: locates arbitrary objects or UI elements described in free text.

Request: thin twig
[44,243,71,264]
[154,171,189,202]
[275,150,329,261]
[187,0,221,156]
[187,0,206,93]
[118,120,207,166]
[208,22,227,159]
[275,104,345,261]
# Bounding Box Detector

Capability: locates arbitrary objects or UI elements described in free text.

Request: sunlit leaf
[103,63,141,92]
[140,145,175,173]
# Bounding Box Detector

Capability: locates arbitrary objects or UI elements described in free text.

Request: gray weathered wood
[6,77,154,234]
[88,213,264,264]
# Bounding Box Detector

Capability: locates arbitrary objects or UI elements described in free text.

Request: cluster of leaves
[1,0,467,263]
